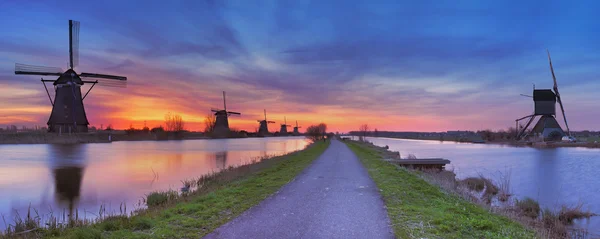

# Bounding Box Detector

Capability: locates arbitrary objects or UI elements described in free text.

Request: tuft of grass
[516,197,541,219]
[460,176,499,197]
[345,141,535,239]
[146,190,178,207]
[131,217,153,230]
[558,204,596,224]
[542,208,568,237]
[99,215,128,231]
[67,228,102,239]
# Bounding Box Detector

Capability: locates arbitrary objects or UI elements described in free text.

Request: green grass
[26,141,330,239]
[344,141,535,239]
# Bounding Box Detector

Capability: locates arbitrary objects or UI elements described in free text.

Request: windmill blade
[69,20,80,69]
[80,72,127,81]
[211,108,222,113]
[547,49,571,135]
[227,111,241,115]
[81,77,127,87]
[547,50,558,93]
[15,63,63,76]
[267,121,275,124]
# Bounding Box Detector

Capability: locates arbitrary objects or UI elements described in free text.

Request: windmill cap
[533,89,556,101]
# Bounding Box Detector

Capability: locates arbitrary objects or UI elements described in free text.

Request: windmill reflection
[215,151,228,169]
[48,144,87,221]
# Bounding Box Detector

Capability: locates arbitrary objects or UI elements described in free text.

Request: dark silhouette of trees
[204,114,216,134]
[359,124,370,141]
[164,112,185,132]
[306,123,327,142]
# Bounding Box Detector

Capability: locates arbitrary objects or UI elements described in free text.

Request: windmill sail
[15,63,63,76]
[547,50,570,136]
[69,20,80,69]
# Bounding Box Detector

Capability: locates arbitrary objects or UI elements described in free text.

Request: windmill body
[257,109,274,136]
[280,116,290,134]
[211,91,241,138]
[529,89,564,140]
[48,70,89,132]
[516,51,569,142]
[293,120,301,135]
[14,20,127,133]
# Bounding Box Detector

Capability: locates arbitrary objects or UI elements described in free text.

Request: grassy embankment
[344,140,535,239]
[3,141,330,239]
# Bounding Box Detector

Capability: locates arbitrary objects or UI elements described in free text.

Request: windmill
[257,109,275,136]
[515,50,570,141]
[211,91,241,137]
[14,20,127,133]
[280,116,291,134]
[293,120,302,135]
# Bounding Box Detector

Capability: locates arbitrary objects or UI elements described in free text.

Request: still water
[363,137,600,234]
[0,137,309,228]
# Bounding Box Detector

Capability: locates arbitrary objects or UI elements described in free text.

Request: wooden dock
[385,158,451,170]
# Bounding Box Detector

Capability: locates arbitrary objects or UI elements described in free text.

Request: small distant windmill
[14,20,127,133]
[515,50,570,141]
[280,116,291,134]
[211,91,241,137]
[257,109,275,136]
[293,120,302,135]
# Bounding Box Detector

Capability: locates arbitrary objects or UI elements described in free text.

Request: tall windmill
[257,109,275,136]
[293,120,302,135]
[279,116,291,134]
[515,50,570,141]
[14,20,127,133]
[211,91,241,137]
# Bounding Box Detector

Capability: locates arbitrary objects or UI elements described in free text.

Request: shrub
[516,197,540,219]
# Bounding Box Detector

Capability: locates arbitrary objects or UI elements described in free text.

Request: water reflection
[48,144,87,220]
[534,148,559,204]
[215,151,227,170]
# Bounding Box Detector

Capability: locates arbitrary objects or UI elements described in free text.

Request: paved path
[204,140,395,239]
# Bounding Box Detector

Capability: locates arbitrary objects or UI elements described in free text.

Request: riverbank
[0,131,303,145]
[1,140,329,238]
[344,140,535,238]
[364,135,600,149]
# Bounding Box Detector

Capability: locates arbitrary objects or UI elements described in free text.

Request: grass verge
[344,140,535,239]
[4,140,329,239]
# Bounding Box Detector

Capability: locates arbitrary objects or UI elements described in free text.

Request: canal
[0,137,309,229]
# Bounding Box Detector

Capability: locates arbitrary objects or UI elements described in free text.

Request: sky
[1,0,600,133]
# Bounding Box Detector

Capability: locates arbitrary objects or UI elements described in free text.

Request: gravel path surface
[204,140,395,239]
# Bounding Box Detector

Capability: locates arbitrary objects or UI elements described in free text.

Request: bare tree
[359,124,369,141]
[164,112,185,132]
[306,123,328,142]
[204,114,216,134]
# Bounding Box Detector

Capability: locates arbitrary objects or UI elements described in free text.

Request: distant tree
[142,126,150,133]
[359,124,370,141]
[306,123,327,142]
[164,112,185,132]
[374,128,379,137]
[151,125,164,133]
[105,124,113,131]
[204,114,216,134]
